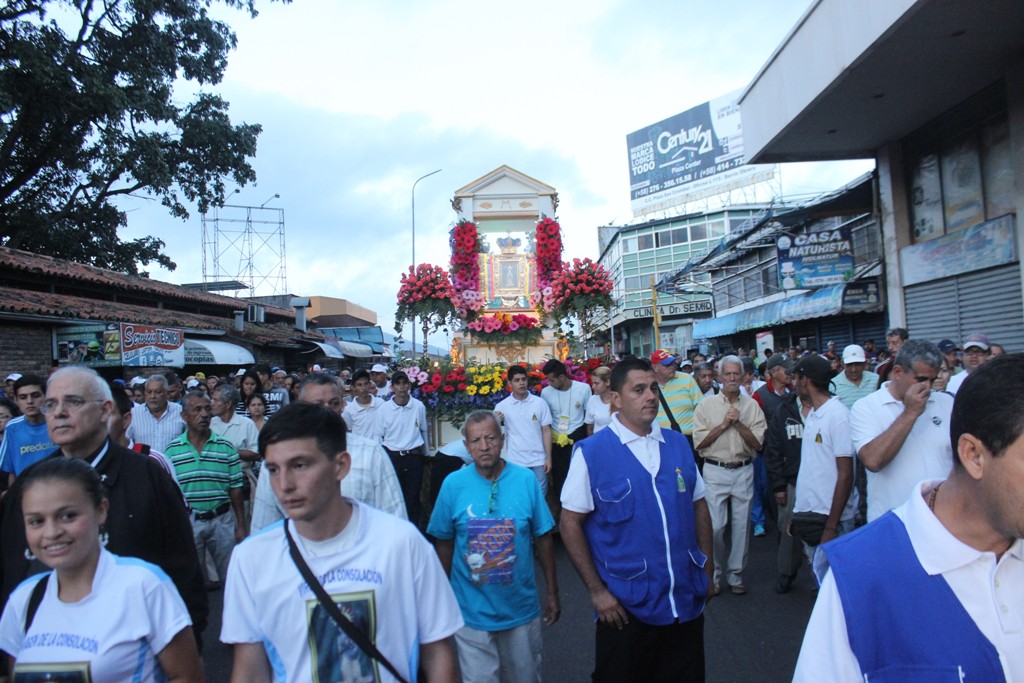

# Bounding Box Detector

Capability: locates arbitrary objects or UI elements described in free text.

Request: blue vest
[824,512,1005,682]
[577,426,707,625]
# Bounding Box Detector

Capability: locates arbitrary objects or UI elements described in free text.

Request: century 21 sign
[632,300,714,318]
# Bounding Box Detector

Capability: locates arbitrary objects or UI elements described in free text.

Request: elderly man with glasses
[851,340,954,522]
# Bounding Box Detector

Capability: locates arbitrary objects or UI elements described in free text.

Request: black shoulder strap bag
[25,573,49,631]
[283,522,409,683]
[657,386,682,433]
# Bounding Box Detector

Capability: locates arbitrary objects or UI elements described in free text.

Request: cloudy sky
[119,0,872,341]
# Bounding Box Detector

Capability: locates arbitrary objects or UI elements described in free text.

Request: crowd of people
[0,327,1018,682]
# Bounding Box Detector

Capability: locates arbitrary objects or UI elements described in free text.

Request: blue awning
[693,282,879,339]
[780,284,846,322]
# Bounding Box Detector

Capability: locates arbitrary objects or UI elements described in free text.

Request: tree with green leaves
[0,0,285,274]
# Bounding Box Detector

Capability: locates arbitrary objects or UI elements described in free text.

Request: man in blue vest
[793,352,1024,682]
[560,356,714,683]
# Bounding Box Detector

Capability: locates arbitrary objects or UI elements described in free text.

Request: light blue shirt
[427,462,554,631]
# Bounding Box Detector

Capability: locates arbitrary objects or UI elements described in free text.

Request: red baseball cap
[650,349,678,366]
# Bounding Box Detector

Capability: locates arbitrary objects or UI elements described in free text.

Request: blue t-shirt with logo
[427,462,554,630]
[0,417,56,475]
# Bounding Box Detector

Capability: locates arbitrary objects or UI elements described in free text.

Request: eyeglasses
[488,479,499,513]
[41,396,105,415]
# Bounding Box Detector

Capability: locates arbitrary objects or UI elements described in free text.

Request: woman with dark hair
[0,458,204,681]
[237,370,261,416]
[0,397,21,438]
[246,392,268,432]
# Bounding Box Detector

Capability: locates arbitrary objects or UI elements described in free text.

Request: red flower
[457,382,467,390]
[443,385,455,393]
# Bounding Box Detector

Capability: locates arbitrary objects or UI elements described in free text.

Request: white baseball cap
[371,364,388,373]
[5,373,22,382]
[235,368,247,377]
[842,344,867,364]
[311,364,323,372]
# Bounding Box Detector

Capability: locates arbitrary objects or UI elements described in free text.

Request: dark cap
[793,355,833,385]
[765,355,787,372]
[937,339,959,353]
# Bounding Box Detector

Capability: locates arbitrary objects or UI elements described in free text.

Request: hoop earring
[24,548,35,561]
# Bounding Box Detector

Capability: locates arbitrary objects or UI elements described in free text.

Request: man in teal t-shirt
[428,410,559,682]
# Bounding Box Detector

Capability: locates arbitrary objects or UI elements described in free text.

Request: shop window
[981,115,1014,220]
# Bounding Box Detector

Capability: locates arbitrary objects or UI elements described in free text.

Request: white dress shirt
[250,432,407,531]
[126,402,185,453]
[561,413,705,514]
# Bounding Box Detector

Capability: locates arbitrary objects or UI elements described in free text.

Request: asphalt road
[200,516,816,682]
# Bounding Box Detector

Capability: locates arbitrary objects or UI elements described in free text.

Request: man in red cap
[651,349,704,468]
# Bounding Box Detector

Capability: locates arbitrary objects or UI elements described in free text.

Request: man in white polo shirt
[946,333,991,395]
[790,355,856,557]
[851,340,953,521]
[494,364,552,494]
[342,369,385,439]
[378,371,428,527]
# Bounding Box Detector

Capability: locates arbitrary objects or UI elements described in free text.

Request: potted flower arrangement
[549,257,615,327]
[394,263,459,355]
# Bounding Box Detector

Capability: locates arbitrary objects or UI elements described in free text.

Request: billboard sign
[120,323,185,367]
[776,227,855,290]
[627,89,774,216]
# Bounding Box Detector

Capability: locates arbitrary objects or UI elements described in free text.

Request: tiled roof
[0,285,324,347]
[0,246,294,319]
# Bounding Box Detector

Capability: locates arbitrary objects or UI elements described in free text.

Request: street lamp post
[410,169,442,356]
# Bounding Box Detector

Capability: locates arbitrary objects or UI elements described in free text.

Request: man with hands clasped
[560,357,713,683]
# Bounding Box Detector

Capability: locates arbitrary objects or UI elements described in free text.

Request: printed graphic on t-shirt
[14,661,91,682]
[306,590,379,683]
[465,518,516,585]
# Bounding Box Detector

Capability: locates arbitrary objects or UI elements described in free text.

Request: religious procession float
[393,167,616,447]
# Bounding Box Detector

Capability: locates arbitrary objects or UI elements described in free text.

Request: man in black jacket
[0,366,208,640]
[762,368,809,594]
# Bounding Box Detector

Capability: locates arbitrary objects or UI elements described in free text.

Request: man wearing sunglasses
[851,340,953,522]
[428,410,558,683]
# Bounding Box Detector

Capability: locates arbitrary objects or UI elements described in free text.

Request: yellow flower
[553,432,574,447]
[479,385,490,395]
[466,385,478,396]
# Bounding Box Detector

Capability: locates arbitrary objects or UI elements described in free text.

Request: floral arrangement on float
[466,312,543,346]
[394,264,459,355]
[530,217,564,313]
[401,357,616,426]
[449,220,486,319]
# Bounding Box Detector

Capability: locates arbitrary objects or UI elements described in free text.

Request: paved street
[200,516,816,682]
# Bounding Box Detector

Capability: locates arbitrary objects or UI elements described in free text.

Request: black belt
[704,458,752,470]
[385,446,423,457]
[193,502,231,521]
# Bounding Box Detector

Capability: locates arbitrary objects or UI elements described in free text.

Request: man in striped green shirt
[652,349,705,456]
[166,390,247,586]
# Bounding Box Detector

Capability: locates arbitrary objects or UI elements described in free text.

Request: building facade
[591,207,770,358]
[740,0,1024,350]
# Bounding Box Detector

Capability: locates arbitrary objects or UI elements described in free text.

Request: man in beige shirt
[693,355,767,595]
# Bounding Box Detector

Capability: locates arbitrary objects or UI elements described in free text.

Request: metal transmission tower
[200,198,288,296]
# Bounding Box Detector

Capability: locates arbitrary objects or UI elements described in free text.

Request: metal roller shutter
[905,264,1023,351]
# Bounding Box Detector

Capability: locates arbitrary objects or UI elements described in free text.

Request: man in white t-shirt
[851,340,953,521]
[342,369,385,439]
[377,371,429,527]
[790,356,856,557]
[494,364,552,495]
[540,360,591,514]
[946,333,992,396]
[222,402,461,682]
